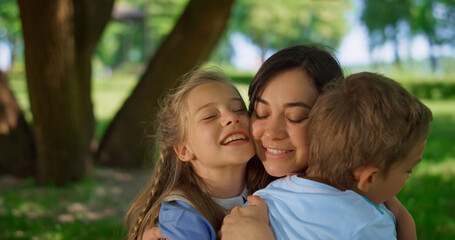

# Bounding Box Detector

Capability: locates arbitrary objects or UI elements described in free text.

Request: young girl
[126,70,267,240]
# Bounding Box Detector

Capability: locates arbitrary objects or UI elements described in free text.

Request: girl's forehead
[186,82,240,108]
[190,81,239,98]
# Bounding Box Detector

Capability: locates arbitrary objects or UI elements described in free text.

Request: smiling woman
[251,68,317,177]
[248,45,343,178]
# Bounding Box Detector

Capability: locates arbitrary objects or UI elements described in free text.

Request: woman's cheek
[250,118,263,141]
[250,119,265,159]
[296,122,310,166]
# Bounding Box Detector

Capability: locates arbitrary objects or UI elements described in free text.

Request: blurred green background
[1,0,454,239]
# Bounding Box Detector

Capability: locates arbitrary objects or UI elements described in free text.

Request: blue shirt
[254,175,397,240]
[157,188,248,240]
[158,200,216,240]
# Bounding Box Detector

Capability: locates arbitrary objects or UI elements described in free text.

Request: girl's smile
[221,130,250,146]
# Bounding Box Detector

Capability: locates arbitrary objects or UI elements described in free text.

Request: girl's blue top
[157,200,216,240]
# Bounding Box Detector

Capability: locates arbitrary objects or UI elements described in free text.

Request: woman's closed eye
[286,114,308,123]
[253,111,269,119]
[287,117,307,123]
[285,111,309,123]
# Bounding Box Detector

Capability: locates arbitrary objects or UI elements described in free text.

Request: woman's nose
[263,117,287,140]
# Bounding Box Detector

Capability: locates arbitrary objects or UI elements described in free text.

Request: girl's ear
[173,143,194,162]
[355,166,379,193]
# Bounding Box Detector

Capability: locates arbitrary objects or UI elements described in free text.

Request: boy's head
[306,72,433,204]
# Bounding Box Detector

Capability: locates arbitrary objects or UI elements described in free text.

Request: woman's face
[250,68,319,177]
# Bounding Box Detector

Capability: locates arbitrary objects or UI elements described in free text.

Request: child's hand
[221,195,275,240]
[385,196,417,240]
[142,226,167,240]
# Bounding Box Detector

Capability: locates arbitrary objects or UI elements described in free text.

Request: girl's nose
[223,112,240,126]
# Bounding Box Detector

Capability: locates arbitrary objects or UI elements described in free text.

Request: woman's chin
[263,164,287,178]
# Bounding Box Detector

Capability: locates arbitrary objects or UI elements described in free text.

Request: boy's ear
[355,166,379,193]
[173,143,194,162]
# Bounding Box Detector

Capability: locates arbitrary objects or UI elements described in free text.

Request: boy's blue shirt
[254,174,397,240]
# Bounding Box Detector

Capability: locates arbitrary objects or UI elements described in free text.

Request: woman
[221,44,416,240]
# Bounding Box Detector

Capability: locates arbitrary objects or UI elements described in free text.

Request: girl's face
[251,69,319,177]
[179,81,255,174]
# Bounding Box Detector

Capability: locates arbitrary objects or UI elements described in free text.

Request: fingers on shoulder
[247,195,266,205]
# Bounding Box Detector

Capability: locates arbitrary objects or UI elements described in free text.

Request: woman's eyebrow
[256,98,269,105]
[256,98,311,109]
[284,102,312,109]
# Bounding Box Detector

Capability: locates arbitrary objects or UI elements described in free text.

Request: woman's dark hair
[248,44,344,113]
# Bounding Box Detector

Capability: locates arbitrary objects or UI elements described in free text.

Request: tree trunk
[0,71,35,177]
[97,0,235,167]
[393,35,401,67]
[17,0,113,185]
[426,37,439,72]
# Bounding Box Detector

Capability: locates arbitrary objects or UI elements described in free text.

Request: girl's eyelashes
[231,101,247,113]
[202,113,218,120]
[201,107,246,121]
[234,108,247,114]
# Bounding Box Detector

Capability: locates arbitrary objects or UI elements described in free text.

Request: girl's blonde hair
[126,69,268,240]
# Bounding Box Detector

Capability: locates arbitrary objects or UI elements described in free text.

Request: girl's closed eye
[234,107,247,114]
[203,115,216,120]
[230,101,247,114]
[201,111,218,121]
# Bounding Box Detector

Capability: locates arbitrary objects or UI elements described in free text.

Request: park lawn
[397,99,455,239]
[3,71,455,239]
[0,168,151,239]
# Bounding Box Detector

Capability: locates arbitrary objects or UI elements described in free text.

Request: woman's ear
[173,143,194,162]
[355,166,379,193]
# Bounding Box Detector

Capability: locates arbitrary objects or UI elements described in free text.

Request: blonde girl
[126,70,267,240]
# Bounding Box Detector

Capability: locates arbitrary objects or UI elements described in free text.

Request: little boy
[253,72,433,239]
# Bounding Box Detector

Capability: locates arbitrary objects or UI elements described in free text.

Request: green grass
[0,168,150,240]
[397,100,455,239]
[0,179,125,239]
[3,69,455,239]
